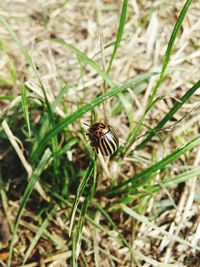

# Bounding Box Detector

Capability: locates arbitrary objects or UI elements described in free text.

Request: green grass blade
[31,83,70,155]
[69,158,96,236]
[122,0,193,153]
[148,0,193,105]
[106,0,128,74]
[0,94,14,101]
[51,84,71,110]
[104,133,200,197]
[119,166,200,204]
[0,17,40,81]
[8,149,52,267]
[31,72,157,161]
[121,204,200,251]
[58,137,80,156]
[72,225,78,267]
[0,76,13,87]
[32,84,70,187]
[72,158,97,266]
[43,184,115,238]
[23,207,57,264]
[94,202,139,265]
[20,85,31,137]
[0,17,59,174]
[43,228,67,250]
[53,39,115,88]
[122,97,161,153]
[145,166,200,195]
[136,80,200,149]
[21,216,68,250]
[7,61,17,83]
[0,17,51,109]
[118,91,134,129]
[74,189,93,262]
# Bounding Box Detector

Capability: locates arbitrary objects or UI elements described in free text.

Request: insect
[86,122,119,156]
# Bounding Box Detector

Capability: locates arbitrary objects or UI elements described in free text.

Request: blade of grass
[69,158,96,236]
[72,224,78,267]
[7,61,17,83]
[31,72,157,161]
[31,83,70,156]
[0,17,56,127]
[122,0,193,153]
[23,206,57,265]
[72,158,97,266]
[118,166,200,204]
[144,166,200,195]
[0,76,13,87]
[58,137,80,156]
[121,204,200,251]
[119,91,134,129]
[136,80,200,149]
[0,18,53,118]
[92,40,117,60]
[0,94,14,101]
[0,17,60,181]
[93,211,100,267]
[20,218,68,250]
[148,0,193,105]
[106,0,128,74]
[100,0,131,124]
[20,85,31,137]
[8,149,52,267]
[104,133,200,197]
[43,184,116,238]
[53,39,115,88]
[122,96,162,153]
[94,202,139,266]
[0,17,39,82]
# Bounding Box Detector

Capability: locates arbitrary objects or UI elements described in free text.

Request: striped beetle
[87,122,119,156]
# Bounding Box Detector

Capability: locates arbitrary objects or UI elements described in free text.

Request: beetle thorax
[89,123,109,138]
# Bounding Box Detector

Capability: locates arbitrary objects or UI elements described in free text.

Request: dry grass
[0,0,200,266]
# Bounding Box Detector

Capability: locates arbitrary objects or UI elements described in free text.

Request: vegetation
[0,0,200,266]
